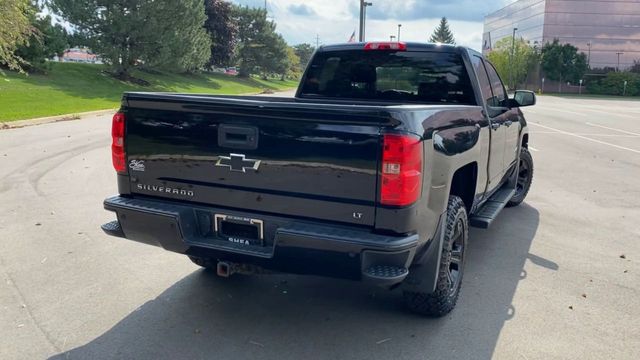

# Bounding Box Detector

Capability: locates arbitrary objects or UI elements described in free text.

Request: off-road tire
[507,147,534,207]
[403,196,468,317]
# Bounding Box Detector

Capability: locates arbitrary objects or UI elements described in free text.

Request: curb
[0,109,118,130]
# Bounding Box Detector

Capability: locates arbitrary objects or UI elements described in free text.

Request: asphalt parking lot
[1,95,639,360]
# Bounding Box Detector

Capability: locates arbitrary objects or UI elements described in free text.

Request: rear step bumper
[102,196,418,286]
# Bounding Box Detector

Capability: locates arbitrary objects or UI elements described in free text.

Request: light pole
[616,51,624,72]
[398,24,402,42]
[534,41,542,93]
[579,79,583,95]
[624,80,628,96]
[587,41,592,69]
[359,1,373,42]
[359,1,364,42]
[509,27,518,91]
[364,2,372,41]
[390,35,396,42]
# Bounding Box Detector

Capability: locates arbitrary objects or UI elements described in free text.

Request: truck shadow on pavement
[50,204,552,360]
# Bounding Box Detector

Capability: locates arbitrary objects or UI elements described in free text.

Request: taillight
[111,112,126,173]
[380,133,423,207]
[364,42,407,51]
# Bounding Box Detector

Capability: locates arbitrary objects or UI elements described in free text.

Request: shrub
[588,72,640,96]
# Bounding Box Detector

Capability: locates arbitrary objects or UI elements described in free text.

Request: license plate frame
[214,214,264,246]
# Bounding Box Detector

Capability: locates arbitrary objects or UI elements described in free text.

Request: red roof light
[364,42,407,51]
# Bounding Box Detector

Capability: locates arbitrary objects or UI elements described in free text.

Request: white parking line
[585,122,640,137]
[579,134,640,138]
[532,131,639,137]
[529,123,640,154]
[529,105,640,120]
[525,107,584,116]
[581,107,636,119]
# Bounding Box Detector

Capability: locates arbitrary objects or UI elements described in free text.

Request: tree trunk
[238,66,251,78]
[558,76,562,93]
[114,44,131,78]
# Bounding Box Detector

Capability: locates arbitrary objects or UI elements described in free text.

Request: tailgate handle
[218,125,259,150]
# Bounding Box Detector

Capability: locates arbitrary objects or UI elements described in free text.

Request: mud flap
[400,213,446,294]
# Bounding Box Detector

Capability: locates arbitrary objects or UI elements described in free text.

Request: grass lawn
[0,62,299,122]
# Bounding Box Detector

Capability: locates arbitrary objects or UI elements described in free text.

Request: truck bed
[120,92,474,230]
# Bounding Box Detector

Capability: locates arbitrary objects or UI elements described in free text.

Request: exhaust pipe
[217,261,232,278]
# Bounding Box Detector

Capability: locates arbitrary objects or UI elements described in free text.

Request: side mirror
[512,90,536,107]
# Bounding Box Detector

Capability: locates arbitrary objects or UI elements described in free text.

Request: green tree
[52,0,211,77]
[233,6,287,78]
[293,43,314,68]
[204,0,238,68]
[282,46,300,80]
[541,39,588,90]
[0,0,34,73]
[16,15,68,73]
[262,33,288,80]
[487,37,536,89]
[429,17,455,45]
[151,0,211,73]
[66,31,91,48]
[630,60,640,74]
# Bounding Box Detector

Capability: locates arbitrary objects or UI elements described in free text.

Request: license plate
[214,214,264,246]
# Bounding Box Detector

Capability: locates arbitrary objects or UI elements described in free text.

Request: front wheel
[507,147,534,207]
[403,196,468,317]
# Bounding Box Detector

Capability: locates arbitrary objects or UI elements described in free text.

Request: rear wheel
[403,196,468,317]
[507,147,534,207]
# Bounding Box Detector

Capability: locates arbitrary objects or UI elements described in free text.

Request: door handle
[218,124,259,150]
[504,121,513,127]
[491,123,500,130]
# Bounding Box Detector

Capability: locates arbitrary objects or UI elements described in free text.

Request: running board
[470,188,516,229]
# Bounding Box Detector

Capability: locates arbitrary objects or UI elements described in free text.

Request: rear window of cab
[299,50,475,105]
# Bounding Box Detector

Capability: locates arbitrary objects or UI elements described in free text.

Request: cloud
[361,0,512,22]
[288,4,316,16]
[228,0,515,50]
[231,0,267,9]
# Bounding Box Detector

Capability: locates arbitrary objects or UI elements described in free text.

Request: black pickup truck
[102,42,535,316]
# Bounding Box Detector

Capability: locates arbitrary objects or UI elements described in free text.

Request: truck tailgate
[123,94,387,226]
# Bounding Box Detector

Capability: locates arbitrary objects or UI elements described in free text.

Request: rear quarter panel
[375,106,489,240]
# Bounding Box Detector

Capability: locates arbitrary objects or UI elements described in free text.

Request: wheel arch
[449,162,478,213]
[522,133,529,148]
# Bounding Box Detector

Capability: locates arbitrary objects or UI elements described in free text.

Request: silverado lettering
[103,42,535,317]
[137,184,194,197]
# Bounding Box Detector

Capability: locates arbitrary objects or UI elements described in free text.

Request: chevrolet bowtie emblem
[216,153,261,173]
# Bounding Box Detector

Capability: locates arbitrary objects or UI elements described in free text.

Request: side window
[484,61,508,108]
[471,56,494,107]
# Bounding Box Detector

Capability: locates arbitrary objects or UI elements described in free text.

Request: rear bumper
[103,196,419,286]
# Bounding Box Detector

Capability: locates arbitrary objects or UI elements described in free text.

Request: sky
[230,0,514,51]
